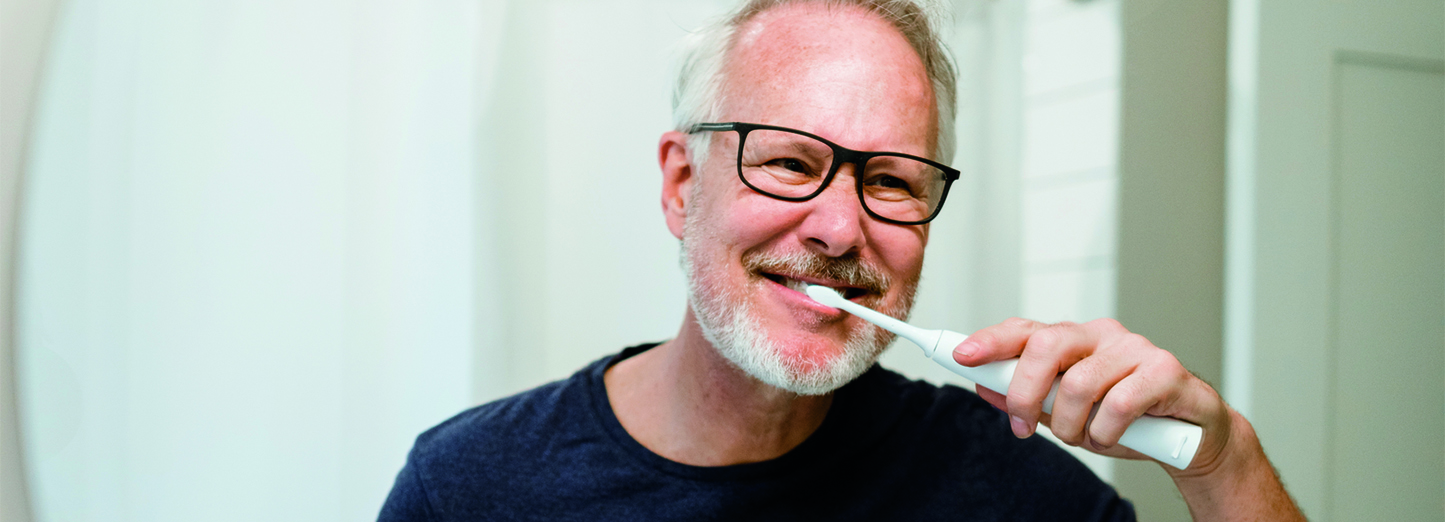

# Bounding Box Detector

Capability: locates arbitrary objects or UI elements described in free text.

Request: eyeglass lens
[738,128,947,223]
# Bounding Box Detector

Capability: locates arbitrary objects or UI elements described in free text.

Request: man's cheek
[877,249,925,289]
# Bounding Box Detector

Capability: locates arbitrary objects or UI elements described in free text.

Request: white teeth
[781,277,848,297]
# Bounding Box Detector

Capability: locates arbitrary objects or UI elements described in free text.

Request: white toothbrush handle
[928,332,1203,470]
[802,285,1203,469]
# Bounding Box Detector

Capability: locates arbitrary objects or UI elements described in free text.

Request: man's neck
[603,309,833,466]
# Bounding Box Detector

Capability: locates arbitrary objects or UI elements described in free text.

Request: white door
[1226,1,1444,521]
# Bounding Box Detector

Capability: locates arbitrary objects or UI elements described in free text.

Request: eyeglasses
[687,122,959,225]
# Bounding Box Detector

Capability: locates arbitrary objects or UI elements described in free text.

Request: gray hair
[672,0,957,167]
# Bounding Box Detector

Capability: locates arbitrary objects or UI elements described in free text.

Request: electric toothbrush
[804,284,1203,470]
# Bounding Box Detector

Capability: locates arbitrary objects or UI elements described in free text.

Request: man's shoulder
[381,350,638,520]
[418,378,573,451]
[407,353,613,473]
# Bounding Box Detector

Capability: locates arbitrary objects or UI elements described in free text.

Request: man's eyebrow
[753,137,828,156]
[786,140,826,154]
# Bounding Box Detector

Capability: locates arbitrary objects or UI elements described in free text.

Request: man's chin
[709,322,889,396]
[757,345,884,396]
[766,332,857,369]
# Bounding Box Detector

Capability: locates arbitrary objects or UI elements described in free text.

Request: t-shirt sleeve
[377,448,440,522]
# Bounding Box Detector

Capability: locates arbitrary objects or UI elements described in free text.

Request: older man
[380,1,1304,520]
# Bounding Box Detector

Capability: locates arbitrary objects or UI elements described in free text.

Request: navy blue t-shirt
[379,343,1134,521]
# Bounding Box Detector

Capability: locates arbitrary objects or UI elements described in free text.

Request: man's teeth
[781,277,845,296]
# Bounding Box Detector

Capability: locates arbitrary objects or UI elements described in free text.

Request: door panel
[1330,55,1444,522]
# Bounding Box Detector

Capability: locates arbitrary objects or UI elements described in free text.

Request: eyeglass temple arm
[687,122,737,133]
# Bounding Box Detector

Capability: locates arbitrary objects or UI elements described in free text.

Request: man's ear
[658,131,695,240]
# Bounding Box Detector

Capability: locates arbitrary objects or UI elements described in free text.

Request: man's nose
[798,164,868,258]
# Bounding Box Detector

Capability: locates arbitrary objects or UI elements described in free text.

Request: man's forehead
[721,3,938,154]
[733,3,906,53]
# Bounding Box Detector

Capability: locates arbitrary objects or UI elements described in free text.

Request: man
[380,1,1305,520]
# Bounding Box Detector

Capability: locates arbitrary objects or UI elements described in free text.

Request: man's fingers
[1084,352,1192,450]
[1046,352,1136,446]
[1080,374,1157,449]
[951,317,1047,366]
[975,385,1007,412]
[964,316,1233,470]
[1005,322,1102,438]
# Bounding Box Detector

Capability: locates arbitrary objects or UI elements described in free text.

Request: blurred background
[0,0,1439,520]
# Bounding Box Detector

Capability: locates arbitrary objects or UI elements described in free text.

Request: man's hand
[953,317,1305,520]
[952,317,1230,469]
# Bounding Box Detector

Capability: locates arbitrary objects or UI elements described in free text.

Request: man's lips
[757,272,871,300]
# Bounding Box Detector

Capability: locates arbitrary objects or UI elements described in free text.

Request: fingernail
[954,340,979,358]
[1010,415,1030,438]
[1088,439,1106,452]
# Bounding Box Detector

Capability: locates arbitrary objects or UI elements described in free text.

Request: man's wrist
[1168,408,1254,481]
[1166,409,1306,521]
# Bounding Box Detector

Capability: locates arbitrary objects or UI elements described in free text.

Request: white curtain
[15,0,1012,520]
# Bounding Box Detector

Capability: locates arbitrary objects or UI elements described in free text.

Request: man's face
[681,4,937,394]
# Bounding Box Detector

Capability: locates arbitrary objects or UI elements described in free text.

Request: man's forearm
[1169,410,1306,521]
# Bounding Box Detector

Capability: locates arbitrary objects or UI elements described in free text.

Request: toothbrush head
[804,285,850,308]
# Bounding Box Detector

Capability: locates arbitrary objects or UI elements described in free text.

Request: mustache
[742,250,892,295]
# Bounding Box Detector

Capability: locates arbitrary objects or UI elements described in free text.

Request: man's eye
[870,175,912,192]
[766,158,811,174]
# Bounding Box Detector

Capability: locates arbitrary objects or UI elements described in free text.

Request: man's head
[659,0,956,395]
[673,0,957,167]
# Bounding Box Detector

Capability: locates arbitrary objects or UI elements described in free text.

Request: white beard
[679,227,912,396]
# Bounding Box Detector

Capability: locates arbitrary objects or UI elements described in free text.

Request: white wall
[17,1,479,520]
[471,0,728,403]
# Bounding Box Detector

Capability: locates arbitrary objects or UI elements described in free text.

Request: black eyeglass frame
[687,122,960,225]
